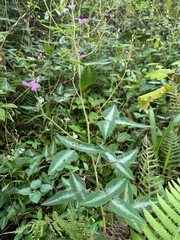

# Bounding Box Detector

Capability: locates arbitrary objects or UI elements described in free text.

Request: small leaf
[29,191,41,203]
[18,187,31,195]
[69,172,86,202]
[103,105,119,121]
[79,66,97,91]
[105,178,128,197]
[42,190,75,206]
[116,117,150,128]
[117,149,138,164]
[138,84,171,111]
[97,120,116,140]
[48,150,78,175]
[145,69,174,80]
[0,108,5,121]
[1,103,17,109]
[81,190,109,207]
[40,184,53,193]
[30,179,42,189]
[103,152,134,179]
[109,198,144,223]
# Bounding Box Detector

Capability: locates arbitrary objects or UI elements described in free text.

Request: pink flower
[22,80,40,91]
[68,4,76,10]
[82,175,86,181]
[76,18,87,24]
[78,53,85,58]
[67,52,74,56]
[64,117,70,121]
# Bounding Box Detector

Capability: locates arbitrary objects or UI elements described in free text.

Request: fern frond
[142,224,158,240]
[165,189,180,213]
[150,200,177,234]
[157,194,179,224]
[143,208,172,240]
[160,130,180,178]
[167,80,180,115]
[138,135,162,196]
[171,179,180,192]
[168,182,180,201]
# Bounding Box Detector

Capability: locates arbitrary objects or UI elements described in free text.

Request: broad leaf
[145,69,174,80]
[48,150,78,175]
[115,117,150,128]
[102,105,119,121]
[81,190,109,207]
[105,178,128,197]
[30,179,42,189]
[109,198,144,223]
[102,152,134,180]
[29,191,41,203]
[40,184,53,193]
[138,84,171,111]
[133,196,158,213]
[117,149,138,164]
[69,172,86,202]
[97,120,116,140]
[42,190,75,206]
[18,187,31,195]
[57,135,102,154]
[79,66,97,91]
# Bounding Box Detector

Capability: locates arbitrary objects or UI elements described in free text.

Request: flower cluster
[75,18,87,24]
[67,52,85,58]
[22,80,40,91]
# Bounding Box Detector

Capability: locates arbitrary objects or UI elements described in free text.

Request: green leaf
[86,61,111,66]
[48,150,78,175]
[0,108,5,121]
[18,187,31,195]
[116,117,150,128]
[81,190,109,207]
[42,190,75,206]
[155,114,180,155]
[133,196,158,213]
[105,178,128,197]
[97,120,116,140]
[117,150,138,164]
[30,179,42,189]
[79,66,97,91]
[103,152,134,180]
[109,198,144,223]
[1,103,17,109]
[40,184,53,193]
[103,105,119,121]
[29,191,41,203]
[69,172,86,202]
[145,69,174,80]
[43,44,54,53]
[57,135,102,154]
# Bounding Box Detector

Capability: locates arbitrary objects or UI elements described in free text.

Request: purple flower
[78,53,85,58]
[64,117,70,122]
[22,80,40,91]
[76,18,87,24]
[68,4,76,10]
[67,52,74,56]
[82,175,86,181]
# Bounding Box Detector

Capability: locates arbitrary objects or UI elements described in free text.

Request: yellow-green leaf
[138,84,171,111]
[145,69,174,80]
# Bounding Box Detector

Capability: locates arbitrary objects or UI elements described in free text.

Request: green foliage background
[0,0,179,239]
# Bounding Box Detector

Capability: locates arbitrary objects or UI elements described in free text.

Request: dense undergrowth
[0,0,180,239]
